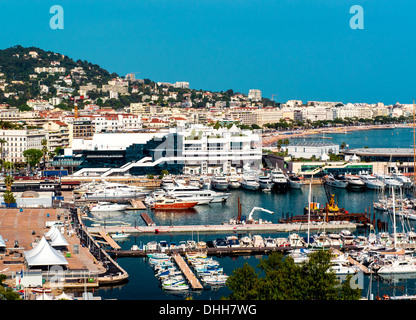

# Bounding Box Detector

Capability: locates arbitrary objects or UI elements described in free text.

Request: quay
[87,221,359,235]
[171,252,203,290]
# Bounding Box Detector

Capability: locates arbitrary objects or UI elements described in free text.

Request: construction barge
[279,190,372,226]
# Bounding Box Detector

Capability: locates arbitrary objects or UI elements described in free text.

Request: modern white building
[283,142,339,160]
[71,124,263,177]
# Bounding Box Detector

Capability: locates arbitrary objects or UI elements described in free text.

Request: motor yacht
[150,196,198,210]
[375,173,403,189]
[324,174,348,189]
[391,169,413,189]
[90,202,127,212]
[241,176,260,191]
[288,233,305,247]
[340,229,356,245]
[376,257,416,274]
[211,176,229,191]
[287,175,303,189]
[82,182,147,200]
[162,184,230,203]
[256,175,273,191]
[344,174,365,190]
[227,176,241,189]
[270,168,289,193]
[358,173,385,190]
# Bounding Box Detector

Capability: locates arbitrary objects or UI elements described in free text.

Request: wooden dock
[140,212,155,226]
[331,248,371,274]
[171,252,203,290]
[97,231,121,250]
[126,199,146,210]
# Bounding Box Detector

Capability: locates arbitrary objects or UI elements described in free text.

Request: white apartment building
[174,82,190,89]
[302,106,333,122]
[92,114,142,133]
[0,129,46,163]
[34,67,66,74]
[42,121,70,153]
[248,89,262,101]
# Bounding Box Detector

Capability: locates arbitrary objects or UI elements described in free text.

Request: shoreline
[262,123,411,147]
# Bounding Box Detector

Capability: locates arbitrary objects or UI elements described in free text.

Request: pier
[96,231,121,250]
[87,221,359,235]
[140,212,155,226]
[171,252,203,290]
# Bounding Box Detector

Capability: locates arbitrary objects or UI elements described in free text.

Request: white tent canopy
[23,237,68,267]
[0,235,6,248]
[36,292,54,300]
[56,291,73,300]
[45,226,69,247]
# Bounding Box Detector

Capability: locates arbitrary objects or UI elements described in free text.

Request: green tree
[0,274,21,300]
[225,251,361,300]
[23,149,43,169]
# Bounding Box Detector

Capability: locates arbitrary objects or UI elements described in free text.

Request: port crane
[247,207,274,222]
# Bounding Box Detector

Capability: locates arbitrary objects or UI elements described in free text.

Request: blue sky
[0,0,415,105]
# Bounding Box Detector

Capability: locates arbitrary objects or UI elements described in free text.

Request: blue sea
[89,127,416,300]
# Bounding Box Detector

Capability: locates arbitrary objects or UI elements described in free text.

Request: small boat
[111,231,130,239]
[31,287,52,294]
[162,281,190,291]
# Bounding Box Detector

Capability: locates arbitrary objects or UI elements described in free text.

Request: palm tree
[0,138,7,172]
[41,138,48,170]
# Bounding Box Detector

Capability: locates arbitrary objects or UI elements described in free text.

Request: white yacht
[241,176,260,191]
[329,262,359,275]
[344,175,365,190]
[90,202,127,212]
[211,176,229,191]
[340,229,355,245]
[163,184,230,203]
[270,168,289,192]
[358,173,385,190]
[82,183,148,200]
[391,170,413,189]
[324,174,348,189]
[375,173,403,189]
[228,176,241,189]
[287,175,302,189]
[256,175,273,191]
[288,233,305,247]
[377,257,416,274]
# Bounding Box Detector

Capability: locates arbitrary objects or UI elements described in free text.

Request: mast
[413,99,415,198]
[392,186,397,250]
[307,181,311,247]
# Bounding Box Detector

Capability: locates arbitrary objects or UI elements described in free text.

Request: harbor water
[90,127,416,300]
